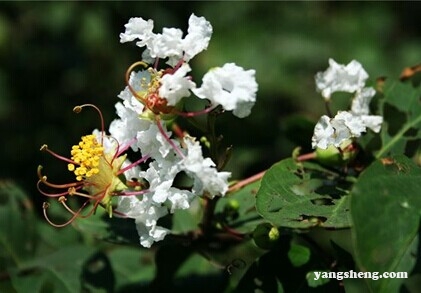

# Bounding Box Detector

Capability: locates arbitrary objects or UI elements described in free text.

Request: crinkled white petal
[360,115,383,133]
[136,221,169,248]
[312,115,336,149]
[109,103,150,151]
[115,194,169,248]
[121,14,212,66]
[180,136,230,198]
[141,48,155,65]
[159,63,195,106]
[183,14,213,61]
[138,160,195,212]
[167,188,195,212]
[147,28,184,62]
[192,63,258,118]
[331,120,352,147]
[312,110,383,150]
[334,111,365,137]
[351,87,376,115]
[136,121,179,160]
[120,17,154,46]
[315,59,369,100]
[151,180,173,204]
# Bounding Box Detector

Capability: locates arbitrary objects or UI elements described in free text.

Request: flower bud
[315,139,357,166]
[252,223,280,250]
[223,199,240,220]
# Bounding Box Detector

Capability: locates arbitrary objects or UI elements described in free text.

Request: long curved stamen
[37,166,83,189]
[156,117,185,158]
[106,136,121,164]
[40,145,78,165]
[125,61,149,105]
[73,104,105,144]
[43,201,85,228]
[153,57,160,69]
[117,154,151,175]
[117,189,150,196]
[68,187,98,200]
[60,198,100,220]
[37,181,79,198]
[115,137,137,157]
[112,209,128,217]
[59,196,91,218]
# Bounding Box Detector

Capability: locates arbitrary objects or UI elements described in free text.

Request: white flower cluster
[120,14,258,118]
[312,59,383,149]
[109,14,257,247]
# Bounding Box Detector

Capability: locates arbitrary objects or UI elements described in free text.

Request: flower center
[68,134,104,181]
[127,62,175,116]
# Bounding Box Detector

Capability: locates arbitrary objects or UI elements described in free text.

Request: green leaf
[81,251,115,293]
[0,180,36,268]
[351,155,421,292]
[73,211,140,245]
[376,80,421,158]
[256,158,351,229]
[288,244,311,267]
[108,246,155,291]
[10,244,95,293]
[171,198,202,233]
[215,180,265,233]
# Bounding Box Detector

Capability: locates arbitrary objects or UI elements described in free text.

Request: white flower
[312,110,383,150]
[120,14,212,66]
[192,63,258,118]
[334,111,365,137]
[312,115,335,149]
[120,17,154,46]
[315,59,369,101]
[312,59,383,149]
[159,63,196,106]
[136,121,179,160]
[136,220,169,248]
[349,87,384,133]
[180,136,230,198]
[115,194,169,248]
[183,14,213,62]
[141,160,194,212]
[312,112,361,150]
[147,28,184,62]
[351,87,376,115]
[360,115,383,133]
[109,103,150,151]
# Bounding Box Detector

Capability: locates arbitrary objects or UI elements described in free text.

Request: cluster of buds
[38,14,258,248]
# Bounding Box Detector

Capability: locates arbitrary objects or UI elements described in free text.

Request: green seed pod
[315,139,358,166]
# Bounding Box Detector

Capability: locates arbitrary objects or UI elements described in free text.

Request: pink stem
[156,118,185,158]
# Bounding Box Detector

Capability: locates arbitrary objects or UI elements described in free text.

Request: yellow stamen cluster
[135,68,163,100]
[68,134,104,181]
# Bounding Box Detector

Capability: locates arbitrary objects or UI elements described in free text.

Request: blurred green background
[1,1,421,215]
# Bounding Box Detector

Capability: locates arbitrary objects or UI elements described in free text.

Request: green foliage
[0,180,36,268]
[256,158,351,229]
[351,155,421,292]
[288,243,311,267]
[376,80,421,158]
